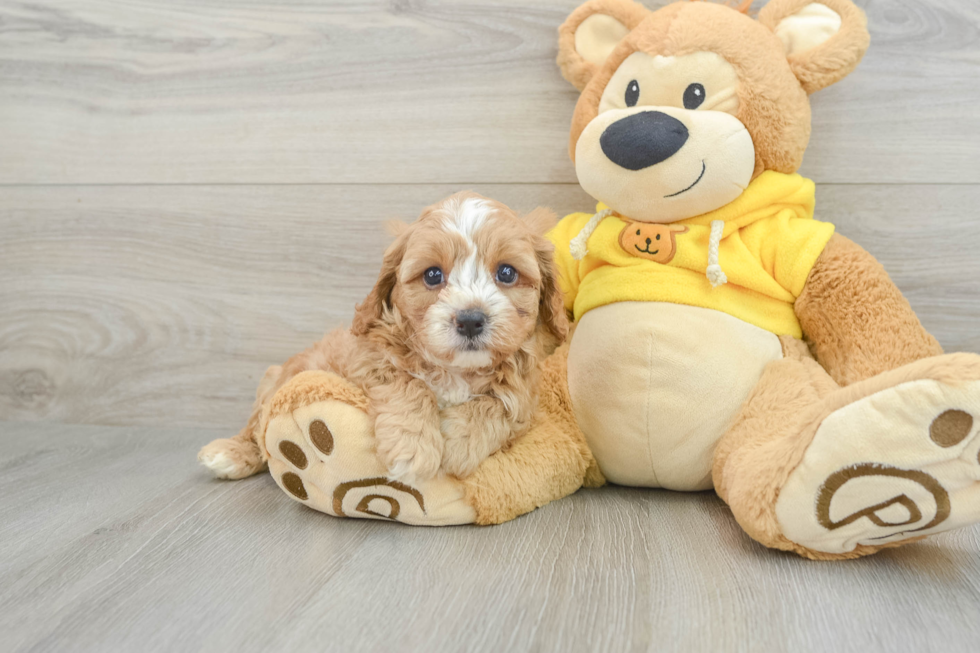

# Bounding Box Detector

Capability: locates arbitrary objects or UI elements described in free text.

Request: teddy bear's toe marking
[309,419,334,455]
[356,495,401,520]
[332,477,424,519]
[815,463,950,533]
[929,409,974,448]
[281,472,308,500]
[278,440,308,469]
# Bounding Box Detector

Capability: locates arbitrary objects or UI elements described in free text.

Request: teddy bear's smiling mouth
[634,244,660,255]
[663,160,706,198]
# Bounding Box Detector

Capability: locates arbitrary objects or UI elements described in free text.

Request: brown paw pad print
[281,471,308,500]
[278,440,307,469]
[309,419,334,455]
[929,409,974,448]
[276,419,337,501]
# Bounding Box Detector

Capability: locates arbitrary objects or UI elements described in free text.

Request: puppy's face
[353,193,567,369]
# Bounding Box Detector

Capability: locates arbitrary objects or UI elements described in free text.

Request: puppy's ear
[384,219,411,238]
[525,208,568,345]
[533,235,570,347]
[524,207,559,237]
[557,0,649,91]
[351,230,409,336]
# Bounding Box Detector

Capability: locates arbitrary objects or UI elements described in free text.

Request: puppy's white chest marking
[425,372,475,410]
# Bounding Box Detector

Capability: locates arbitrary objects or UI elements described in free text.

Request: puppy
[199,192,568,483]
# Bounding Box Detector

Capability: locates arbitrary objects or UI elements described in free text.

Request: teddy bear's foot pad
[776,376,980,554]
[265,371,476,526]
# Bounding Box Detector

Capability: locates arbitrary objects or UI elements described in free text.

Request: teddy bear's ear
[557,0,650,91]
[759,0,870,94]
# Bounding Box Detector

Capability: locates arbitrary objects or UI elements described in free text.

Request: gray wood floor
[2,1,980,651]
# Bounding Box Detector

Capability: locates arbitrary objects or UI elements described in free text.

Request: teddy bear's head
[557,0,870,222]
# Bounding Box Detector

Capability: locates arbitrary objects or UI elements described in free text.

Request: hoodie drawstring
[706,219,727,287]
[570,209,613,261]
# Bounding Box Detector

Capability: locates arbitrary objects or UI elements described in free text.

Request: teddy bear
[227,0,980,560]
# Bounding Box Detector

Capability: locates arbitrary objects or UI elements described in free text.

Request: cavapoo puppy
[199,192,568,483]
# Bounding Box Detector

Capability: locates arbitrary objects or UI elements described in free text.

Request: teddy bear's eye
[683,83,706,110]
[625,80,640,107]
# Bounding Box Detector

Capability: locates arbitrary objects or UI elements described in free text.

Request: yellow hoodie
[549,172,834,338]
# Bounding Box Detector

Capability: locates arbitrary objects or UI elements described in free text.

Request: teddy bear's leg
[461,339,603,524]
[264,369,479,525]
[714,339,980,559]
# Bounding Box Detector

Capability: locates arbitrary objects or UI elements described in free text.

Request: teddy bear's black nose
[600,111,689,171]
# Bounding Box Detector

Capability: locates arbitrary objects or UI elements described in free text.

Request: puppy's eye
[495,264,518,285]
[683,83,705,110]
[422,266,444,287]
[625,80,640,108]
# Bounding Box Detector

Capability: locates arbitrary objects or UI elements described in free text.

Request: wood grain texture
[1,421,979,653]
[2,183,978,429]
[2,0,979,184]
[0,183,591,428]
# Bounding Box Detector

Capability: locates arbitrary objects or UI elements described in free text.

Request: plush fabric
[715,344,980,559]
[759,0,871,94]
[550,172,834,336]
[568,301,783,490]
[557,0,652,91]
[796,233,945,385]
[566,1,815,177]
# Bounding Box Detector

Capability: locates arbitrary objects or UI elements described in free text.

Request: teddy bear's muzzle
[599,110,689,171]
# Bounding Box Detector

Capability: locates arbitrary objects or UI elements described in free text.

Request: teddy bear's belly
[567,301,784,491]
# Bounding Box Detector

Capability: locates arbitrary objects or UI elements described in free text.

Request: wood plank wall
[2,0,979,430]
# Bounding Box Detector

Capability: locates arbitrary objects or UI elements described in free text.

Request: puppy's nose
[600,111,689,171]
[455,309,486,339]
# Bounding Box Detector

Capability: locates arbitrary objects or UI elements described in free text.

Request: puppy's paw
[375,419,444,484]
[440,408,507,479]
[440,437,482,479]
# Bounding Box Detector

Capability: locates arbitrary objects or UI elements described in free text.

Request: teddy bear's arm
[794,233,943,386]
[461,417,598,524]
[461,340,603,524]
